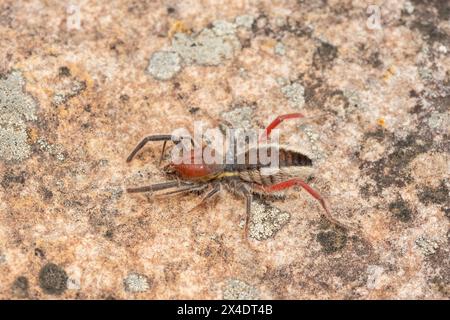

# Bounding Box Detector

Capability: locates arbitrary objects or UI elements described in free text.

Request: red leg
[261,178,348,229]
[259,113,305,142]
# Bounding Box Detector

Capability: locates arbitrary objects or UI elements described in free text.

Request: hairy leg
[126,180,185,193]
[243,191,252,240]
[127,134,195,163]
[260,178,349,230]
[188,183,221,213]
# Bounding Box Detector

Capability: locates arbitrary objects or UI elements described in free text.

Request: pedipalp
[127,134,195,163]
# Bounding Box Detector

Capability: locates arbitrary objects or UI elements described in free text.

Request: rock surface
[0,0,448,299]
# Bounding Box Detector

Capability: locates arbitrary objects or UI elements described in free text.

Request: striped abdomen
[230,146,315,186]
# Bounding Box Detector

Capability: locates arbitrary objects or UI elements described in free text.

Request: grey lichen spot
[123,272,150,293]
[437,44,447,54]
[427,112,448,130]
[0,70,37,121]
[415,236,439,256]
[0,113,31,161]
[274,42,286,56]
[223,279,259,300]
[11,276,29,298]
[404,1,415,14]
[0,70,37,162]
[366,265,385,290]
[37,138,65,161]
[276,77,288,86]
[149,19,241,79]
[281,82,305,108]
[212,20,236,36]
[38,263,68,295]
[418,66,433,81]
[249,200,290,241]
[220,105,254,131]
[67,277,81,290]
[235,15,254,29]
[276,17,287,27]
[147,51,182,80]
[172,27,241,66]
[343,89,363,109]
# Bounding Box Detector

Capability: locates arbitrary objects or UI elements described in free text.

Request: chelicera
[126,113,348,238]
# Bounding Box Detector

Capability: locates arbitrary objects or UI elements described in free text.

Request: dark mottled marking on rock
[300,73,349,112]
[63,199,84,208]
[364,128,387,142]
[262,265,295,299]
[410,0,450,21]
[409,90,419,98]
[428,91,450,114]
[331,258,368,284]
[408,0,450,46]
[11,276,29,298]
[119,94,129,102]
[189,107,200,114]
[429,276,450,297]
[410,103,423,114]
[425,244,450,296]
[58,66,71,77]
[279,19,313,38]
[251,13,268,34]
[389,196,414,222]
[40,187,53,201]
[417,181,449,206]
[409,88,450,115]
[83,104,92,112]
[360,133,432,196]
[38,263,68,295]
[323,90,350,113]
[240,37,252,49]
[350,235,374,258]
[104,229,114,239]
[368,51,383,69]
[412,21,448,45]
[313,41,338,69]
[34,247,45,259]
[317,229,348,254]
[1,170,27,189]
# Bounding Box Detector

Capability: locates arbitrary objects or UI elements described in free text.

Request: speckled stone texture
[0,0,449,299]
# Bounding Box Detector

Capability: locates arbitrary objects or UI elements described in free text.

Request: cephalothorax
[126,113,347,238]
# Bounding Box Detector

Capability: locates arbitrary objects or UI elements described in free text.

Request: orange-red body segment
[169,151,224,180]
[171,162,222,179]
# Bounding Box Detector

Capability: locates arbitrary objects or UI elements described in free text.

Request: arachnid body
[126,113,347,238]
